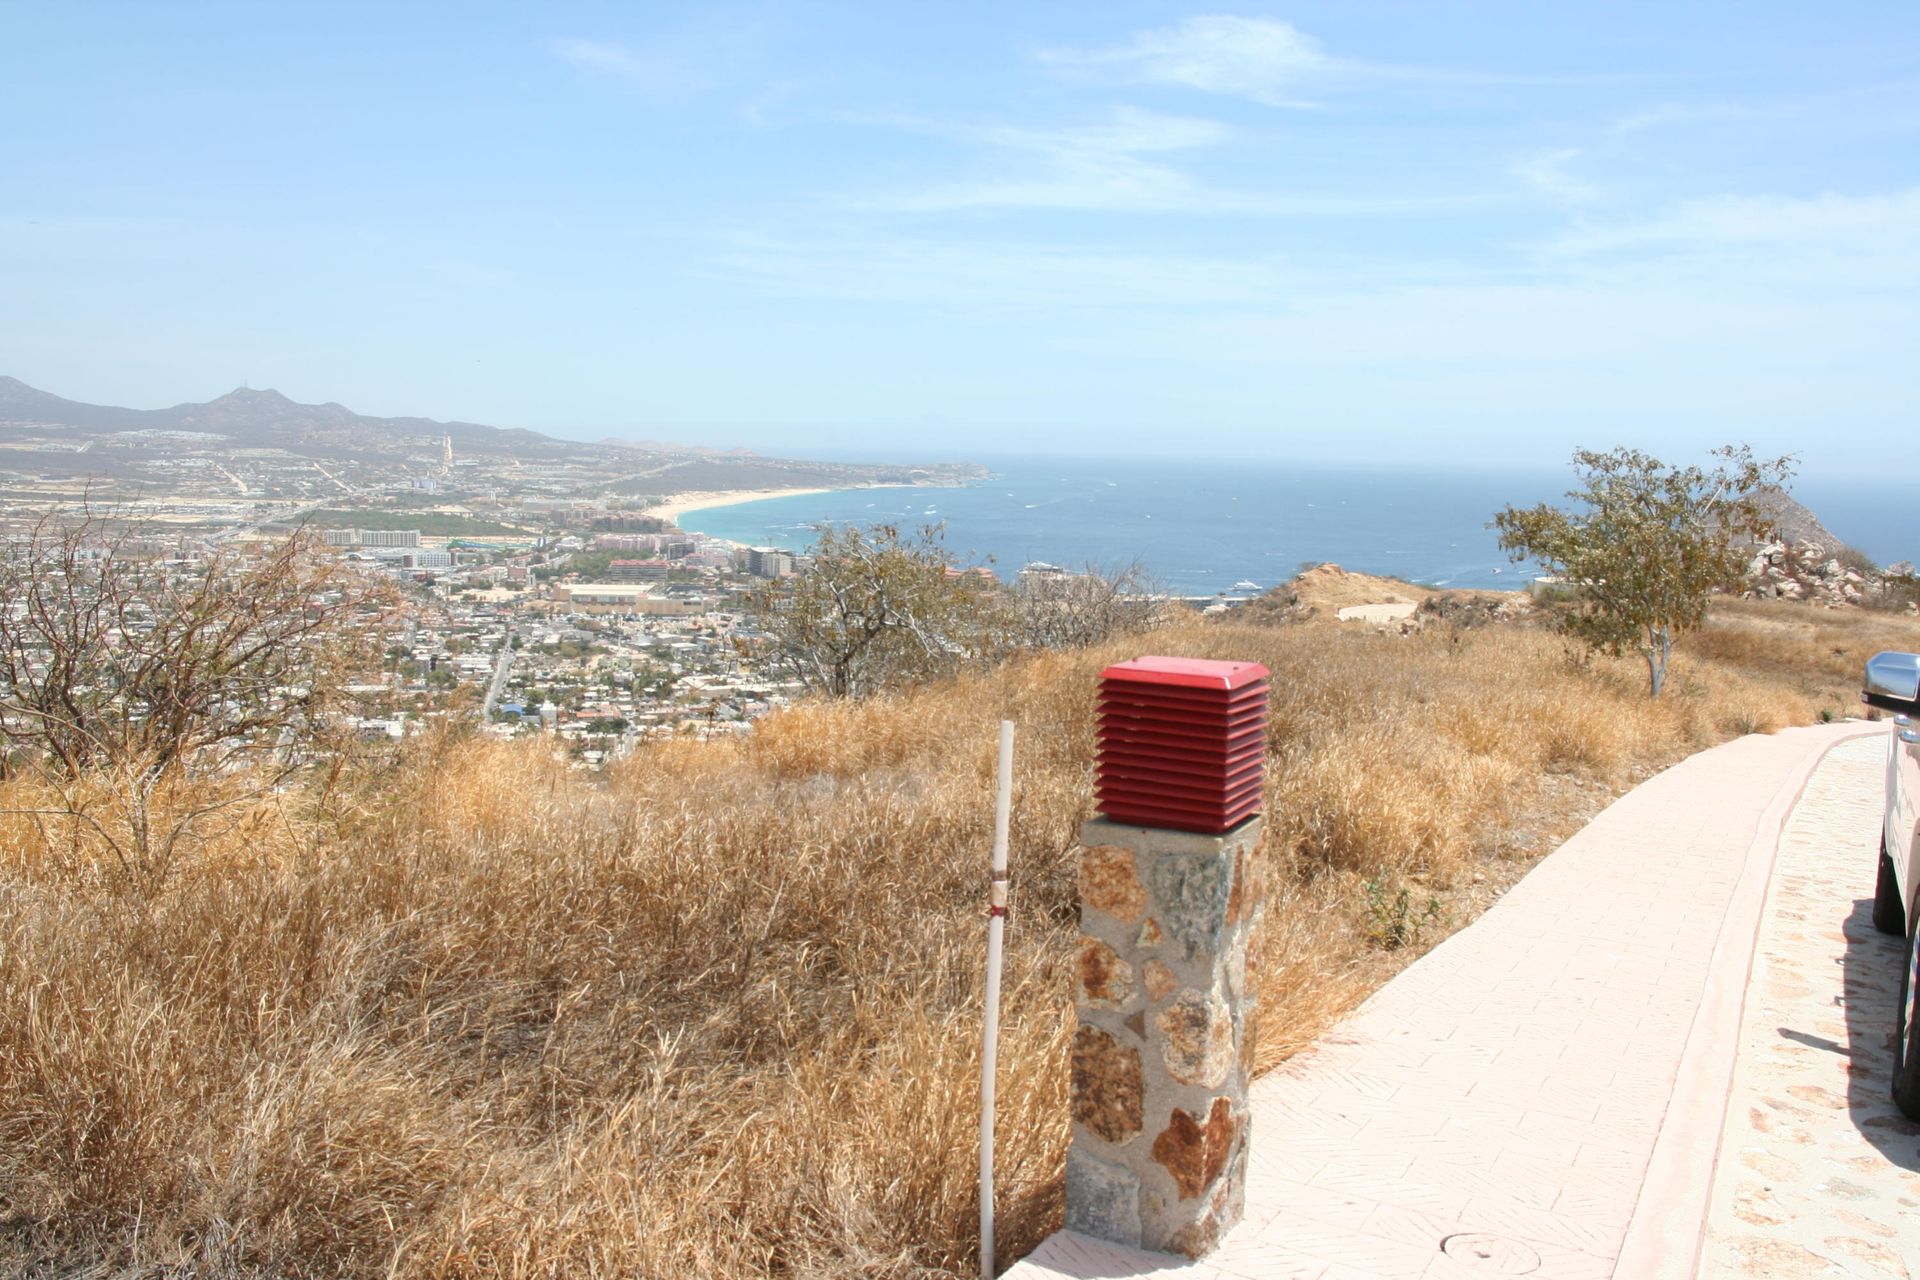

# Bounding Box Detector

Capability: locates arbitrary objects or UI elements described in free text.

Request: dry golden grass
[2,602,1915,1278]
[1689,596,1920,714]
[1286,564,1434,611]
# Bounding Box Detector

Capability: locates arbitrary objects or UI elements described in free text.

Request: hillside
[0,377,986,495]
[0,376,566,458]
[3,597,1915,1278]
[1752,485,1845,553]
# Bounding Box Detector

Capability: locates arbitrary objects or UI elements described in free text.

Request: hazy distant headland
[0,376,985,506]
[6,377,1911,590]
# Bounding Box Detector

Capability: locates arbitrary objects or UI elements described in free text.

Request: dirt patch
[1336,602,1420,623]
[1289,563,1433,612]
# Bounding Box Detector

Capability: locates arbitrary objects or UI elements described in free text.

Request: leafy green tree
[751,523,1005,698]
[1494,445,1792,696]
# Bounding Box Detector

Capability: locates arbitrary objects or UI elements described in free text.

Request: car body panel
[1896,722,1920,917]
[1865,651,1920,920]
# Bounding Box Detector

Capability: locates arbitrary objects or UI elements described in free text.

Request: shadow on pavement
[1835,894,1920,1170]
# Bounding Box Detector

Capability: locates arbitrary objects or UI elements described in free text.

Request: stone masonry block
[1071,1025,1143,1144]
[1071,817,1261,1259]
[1066,1146,1142,1247]
[1150,1096,1243,1200]
[1152,851,1232,961]
[1081,843,1146,923]
[1165,1150,1244,1260]
[1143,958,1177,1004]
[1156,988,1235,1087]
[1078,936,1134,1009]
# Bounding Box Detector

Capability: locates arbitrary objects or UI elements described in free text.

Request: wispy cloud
[982,109,1234,157]
[548,36,702,89]
[868,107,1228,213]
[1513,148,1600,206]
[1036,13,1631,107]
[843,105,1491,216]
[547,14,773,97]
[1036,15,1330,108]
[1608,100,1770,135]
[708,229,1301,307]
[1547,187,1920,258]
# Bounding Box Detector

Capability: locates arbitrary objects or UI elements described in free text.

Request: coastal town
[7,381,1913,773]
[0,378,998,765]
[354,503,814,764]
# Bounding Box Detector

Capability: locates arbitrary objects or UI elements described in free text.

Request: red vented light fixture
[1095,656,1270,834]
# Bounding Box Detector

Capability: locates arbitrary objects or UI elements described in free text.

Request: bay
[680,457,1917,597]
[682,457,1563,595]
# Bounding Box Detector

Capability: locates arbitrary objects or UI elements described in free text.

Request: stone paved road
[1003,722,1903,1280]
[1699,734,1920,1279]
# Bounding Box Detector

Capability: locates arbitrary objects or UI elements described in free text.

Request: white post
[981,719,1015,1279]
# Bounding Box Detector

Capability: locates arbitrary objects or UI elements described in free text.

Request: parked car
[1864,650,1920,1119]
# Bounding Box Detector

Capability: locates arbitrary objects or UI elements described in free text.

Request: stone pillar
[1066,815,1264,1259]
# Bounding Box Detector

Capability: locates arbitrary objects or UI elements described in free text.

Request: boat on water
[1231,579,1260,591]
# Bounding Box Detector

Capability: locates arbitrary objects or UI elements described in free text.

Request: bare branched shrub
[0,509,396,887]
[750,523,1008,698]
[1011,561,1163,650]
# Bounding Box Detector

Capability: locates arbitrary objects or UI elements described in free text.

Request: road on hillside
[480,624,516,720]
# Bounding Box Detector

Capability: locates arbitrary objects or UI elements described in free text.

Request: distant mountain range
[0,376,577,457]
[0,378,984,497]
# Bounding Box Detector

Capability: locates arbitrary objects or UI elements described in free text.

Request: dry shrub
[3,600,1913,1277]
[1689,597,1920,716]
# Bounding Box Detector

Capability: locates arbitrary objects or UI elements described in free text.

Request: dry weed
[2,601,1914,1277]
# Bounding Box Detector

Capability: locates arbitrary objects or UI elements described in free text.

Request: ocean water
[683,458,1554,595]
[680,457,1917,597]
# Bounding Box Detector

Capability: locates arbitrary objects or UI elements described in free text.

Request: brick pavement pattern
[1699,734,1920,1278]
[1003,721,1886,1280]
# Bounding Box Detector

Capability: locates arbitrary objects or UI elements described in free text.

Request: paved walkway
[1006,720,1912,1280]
[1699,734,1920,1277]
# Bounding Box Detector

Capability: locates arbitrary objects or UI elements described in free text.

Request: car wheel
[1874,838,1907,936]
[1896,922,1920,1122]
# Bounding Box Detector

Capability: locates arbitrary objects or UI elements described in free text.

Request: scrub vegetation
[1,595,1914,1278]
[1493,444,1792,697]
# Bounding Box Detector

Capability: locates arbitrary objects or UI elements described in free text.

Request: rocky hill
[1745,540,1915,610]
[1745,488,1915,610]
[1752,486,1844,552]
[0,377,986,492]
[0,377,570,458]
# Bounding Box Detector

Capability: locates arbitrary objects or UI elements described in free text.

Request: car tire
[1896,922,1920,1122]
[1874,839,1907,936]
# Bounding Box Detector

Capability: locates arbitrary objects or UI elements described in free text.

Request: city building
[747,547,794,578]
[552,583,701,615]
[607,559,670,581]
[362,529,422,548]
[325,529,424,548]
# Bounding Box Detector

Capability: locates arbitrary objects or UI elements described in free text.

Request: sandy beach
[642,487,835,524]
[644,483,922,525]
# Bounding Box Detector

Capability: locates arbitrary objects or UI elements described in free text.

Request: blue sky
[3,3,1916,479]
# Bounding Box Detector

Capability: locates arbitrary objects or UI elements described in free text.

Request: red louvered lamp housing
[1095,656,1270,834]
